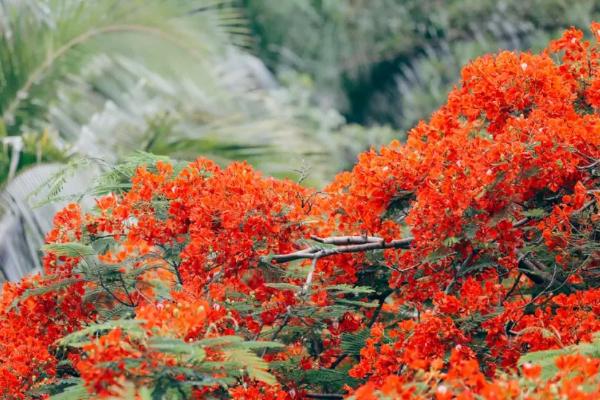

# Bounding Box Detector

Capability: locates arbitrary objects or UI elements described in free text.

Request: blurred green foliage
[243,0,600,131]
[0,130,66,183]
[1,0,600,187]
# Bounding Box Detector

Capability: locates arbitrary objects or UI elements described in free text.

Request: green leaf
[341,329,371,356]
[29,377,81,397]
[334,298,379,308]
[139,387,153,400]
[519,348,568,380]
[43,243,95,257]
[424,248,453,264]
[522,208,547,218]
[235,341,285,350]
[324,284,374,295]
[91,236,118,254]
[195,335,245,348]
[304,368,359,387]
[264,283,302,292]
[443,236,460,247]
[518,334,600,381]
[148,337,206,362]
[49,382,90,400]
[12,277,83,310]
[224,347,277,385]
[58,320,144,347]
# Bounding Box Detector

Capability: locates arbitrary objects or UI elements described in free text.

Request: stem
[444,250,477,294]
[502,272,523,303]
[96,271,135,307]
[271,310,291,341]
[118,273,137,307]
[173,262,184,285]
[301,256,320,295]
[261,258,320,356]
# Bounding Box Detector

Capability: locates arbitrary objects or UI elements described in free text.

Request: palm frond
[0,0,244,134]
[0,162,98,281]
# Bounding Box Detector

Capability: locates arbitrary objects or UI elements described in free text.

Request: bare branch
[310,235,384,245]
[301,256,320,295]
[578,159,599,170]
[514,217,530,228]
[270,236,414,264]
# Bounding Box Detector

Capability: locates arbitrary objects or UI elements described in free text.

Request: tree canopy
[0,20,599,400]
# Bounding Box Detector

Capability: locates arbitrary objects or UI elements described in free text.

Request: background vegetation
[2,0,599,184]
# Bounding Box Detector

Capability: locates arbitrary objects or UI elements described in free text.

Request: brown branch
[270,236,414,264]
[301,257,320,295]
[517,252,575,294]
[514,217,530,228]
[577,200,596,214]
[578,159,599,170]
[96,271,135,308]
[118,273,137,307]
[502,272,523,303]
[311,235,386,245]
[518,255,550,285]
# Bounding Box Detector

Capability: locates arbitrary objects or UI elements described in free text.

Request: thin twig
[261,258,323,356]
[513,262,559,328]
[96,271,135,307]
[118,273,137,307]
[502,272,523,303]
[578,159,599,170]
[514,217,530,228]
[172,262,184,285]
[444,251,476,294]
[269,308,291,342]
[301,256,320,295]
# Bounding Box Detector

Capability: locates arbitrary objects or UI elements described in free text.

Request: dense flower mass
[0,24,599,399]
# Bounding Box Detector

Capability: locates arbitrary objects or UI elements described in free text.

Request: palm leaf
[0,0,244,134]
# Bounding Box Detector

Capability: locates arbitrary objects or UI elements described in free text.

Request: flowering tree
[1,24,599,399]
